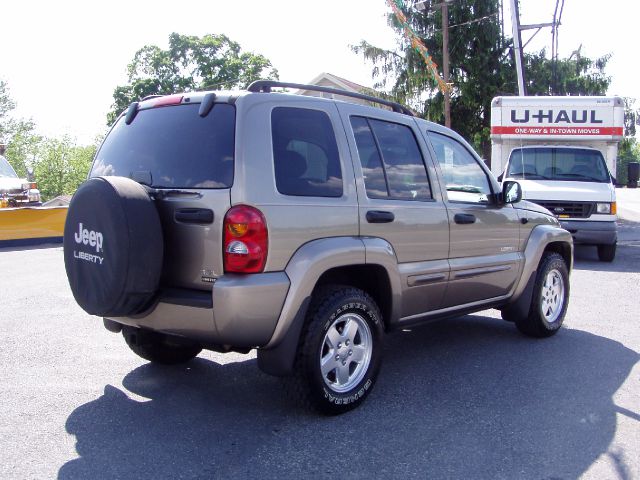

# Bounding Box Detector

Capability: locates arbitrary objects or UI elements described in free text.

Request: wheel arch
[257,236,401,376]
[502,225,573,319]
[314,264,393,330]
[544,240,573,273]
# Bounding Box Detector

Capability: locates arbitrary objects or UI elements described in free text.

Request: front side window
[428,132,492,203]
[350,116,432,200]
[272,107,343,197]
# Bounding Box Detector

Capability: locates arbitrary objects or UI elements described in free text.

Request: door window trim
[351,115,435,202]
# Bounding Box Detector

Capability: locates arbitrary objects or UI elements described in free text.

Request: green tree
[353,0,611,159]
[33,136,97,201]
[0,79,40,176]
[0,79,16,133]
[616,98,640,185]
[5,120,41,178]
[525,50,611,96]
[108,33,278,124]
[1,78,97,198]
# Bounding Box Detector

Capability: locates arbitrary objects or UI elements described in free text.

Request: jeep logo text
[74,223,103,253]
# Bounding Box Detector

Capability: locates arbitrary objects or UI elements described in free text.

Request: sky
[1,0,638,145]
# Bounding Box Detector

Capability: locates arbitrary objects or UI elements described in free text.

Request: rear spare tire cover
[63,176,163,317]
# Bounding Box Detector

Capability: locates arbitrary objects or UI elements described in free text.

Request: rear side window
[92,103,235,189]
[350,116,432,200]
[272,107,343,197]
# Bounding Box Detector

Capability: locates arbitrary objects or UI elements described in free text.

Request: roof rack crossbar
[247,80,414,116]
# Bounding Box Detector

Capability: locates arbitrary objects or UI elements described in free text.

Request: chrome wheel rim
[541,268,565,323]
[320,313,372,393]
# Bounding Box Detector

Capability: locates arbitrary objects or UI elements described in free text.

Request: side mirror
[26,166,35,182]
[502,180,522,204]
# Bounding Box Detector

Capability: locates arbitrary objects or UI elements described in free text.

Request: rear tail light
[223,205,268,273]
[22,182,37,190]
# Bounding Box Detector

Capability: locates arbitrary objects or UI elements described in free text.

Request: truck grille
[529,200,595,219]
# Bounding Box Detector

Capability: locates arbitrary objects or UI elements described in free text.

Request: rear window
[507,147,610,183]
[92,103,235,189]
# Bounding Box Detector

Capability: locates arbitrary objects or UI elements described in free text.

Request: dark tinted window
[507,147,610,182]
[92,103,235,188]
[272,107,343,197]
[350,117,387,198]
[350,116,431,200]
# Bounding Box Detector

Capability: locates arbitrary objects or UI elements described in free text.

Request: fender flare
[504,225,573,317]
[257,236,402,376]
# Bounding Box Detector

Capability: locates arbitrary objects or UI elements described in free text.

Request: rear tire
[597,242,616,262]
[515,252,570,338]
[285,286,384,415]
[122,327,202,365]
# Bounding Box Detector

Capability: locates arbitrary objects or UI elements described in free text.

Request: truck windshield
[91,103,235,189]
[0,156,18,178]
[507,147,610,183]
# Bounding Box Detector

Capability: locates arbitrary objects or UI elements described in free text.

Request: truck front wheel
[597,242,616,262]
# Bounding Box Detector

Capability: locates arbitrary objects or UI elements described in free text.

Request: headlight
[596,203,613,214]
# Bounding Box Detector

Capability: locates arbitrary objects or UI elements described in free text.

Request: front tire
[286,286,384,415]
[122,327,202,365]
[515,252,570,338]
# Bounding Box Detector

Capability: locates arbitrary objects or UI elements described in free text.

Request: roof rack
[247,80,414,116]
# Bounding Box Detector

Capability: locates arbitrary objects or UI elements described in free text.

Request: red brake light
[151,94,183,107]
[223,205,268,273]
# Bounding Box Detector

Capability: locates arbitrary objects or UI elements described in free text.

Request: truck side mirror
[502,181,522,204]
[26,166,35,182]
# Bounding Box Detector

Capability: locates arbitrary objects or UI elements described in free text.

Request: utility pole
[442,0,451,128]
[416,0,452,127]
[510,0,527,95]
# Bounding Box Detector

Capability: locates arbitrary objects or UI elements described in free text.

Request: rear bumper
[559,220,617,245]
[105,272,290,348]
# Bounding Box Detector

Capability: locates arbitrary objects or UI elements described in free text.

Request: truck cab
[491,96,623,262]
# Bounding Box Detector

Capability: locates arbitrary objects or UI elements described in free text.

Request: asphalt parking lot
[1,218,639,479]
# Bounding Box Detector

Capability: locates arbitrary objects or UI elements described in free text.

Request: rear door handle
[366,210,395,223]
[454,213,476,224]
[175,208,214,224]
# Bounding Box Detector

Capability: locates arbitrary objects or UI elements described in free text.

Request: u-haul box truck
[491,96,624,262]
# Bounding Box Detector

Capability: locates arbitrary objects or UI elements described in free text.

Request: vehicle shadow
[59,315,638,479]
[0,241,62,252]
